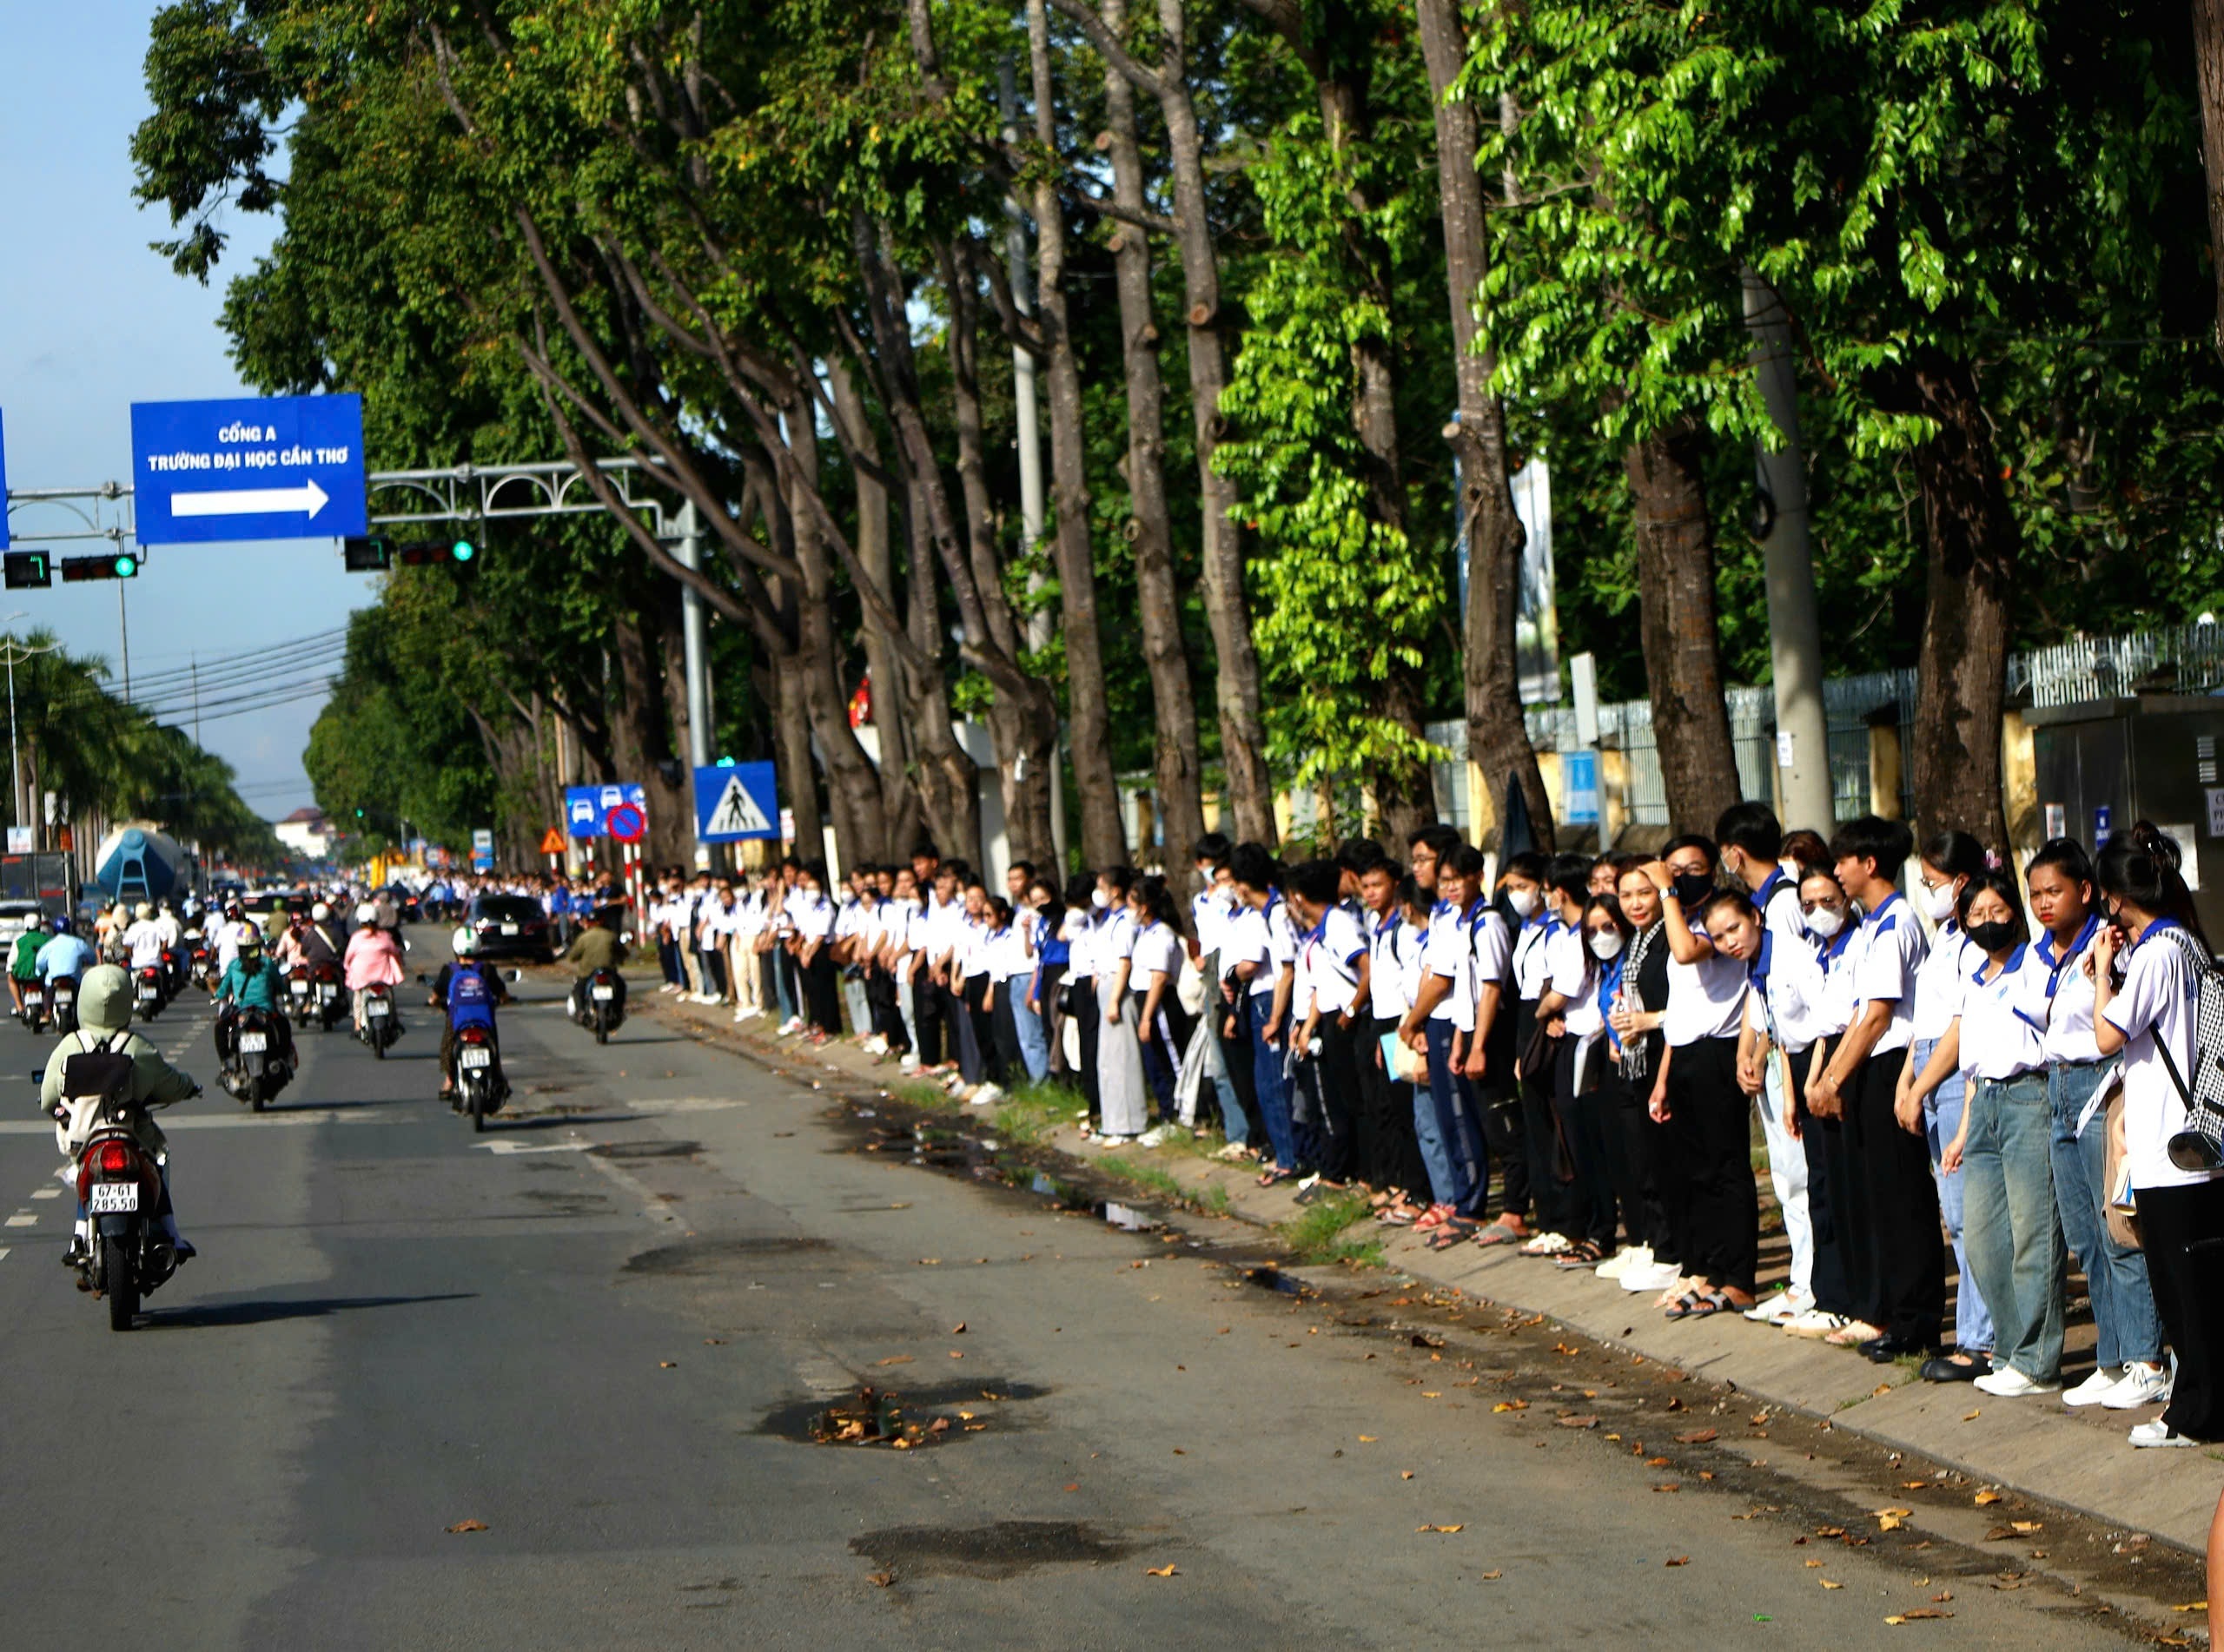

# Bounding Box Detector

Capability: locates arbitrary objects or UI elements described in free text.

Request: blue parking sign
[566,783,646,839]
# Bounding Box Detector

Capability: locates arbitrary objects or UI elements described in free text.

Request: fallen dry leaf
[659,1361,678,1370]
[1063,1483,1080,1492]
[1414,1523,1465,1534]
[1401,1470,1414,1480]
[2171,1601,2209,1613]
[1879,1516,1906,1532]
[705,1338,726,1346]
[1358,1435,1379,1443]
[1819,1580,1843,1590]
[1664,1556,1690,1568]
[1902,1480,1930,1490]
[1931,1592,1954,1603]
[1974,1490,2003,1506]
[1885,1609,1952,1622]
[1492,1400,1527,1413]
[951,1322,967,1334]
[1557,1415,1600,1430]
[1962,1408,1981,1422]
[949,1351,965,1359]
[868,1572,895,1588]
[1675,1429,1718,1444]
[446,1520,489,1534]
[875,1355,914,1367]
[2009,1521,2042,1534]
[1144,1565,1179,1577]
[1481,1569,1503,1581]
[1421,1391,1442,1399]
[1652,1483,1681,1494]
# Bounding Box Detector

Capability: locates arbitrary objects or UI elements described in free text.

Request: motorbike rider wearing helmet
[562,905,630,1023]
[429,928,508,1101]
[214,930,295,1073]
[10,910,47,1014]
[40,962,200,1266]
[36,916,96,987]
[122,902,168,975]
[344,902,405,1034]
[213,902,255,975]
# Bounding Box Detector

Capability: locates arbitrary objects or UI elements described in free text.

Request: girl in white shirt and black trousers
[2093,823,2224,1447]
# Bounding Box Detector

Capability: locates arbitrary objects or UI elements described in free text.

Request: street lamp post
[0,617,62,843]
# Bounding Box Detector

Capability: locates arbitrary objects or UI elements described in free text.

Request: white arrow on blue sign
[694,763,778,843]
[130,393,368,545]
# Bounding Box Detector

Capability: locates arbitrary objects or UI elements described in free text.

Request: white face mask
[1805,906,1846,941]
[1588,928,1625,961]
[1506,888,1539,920]
[1925,882,1957,924]
[1090,889,1111,910]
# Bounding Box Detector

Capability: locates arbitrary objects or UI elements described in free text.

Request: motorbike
[220,1007,288,1112]
[284,962,314,1025]
[17,978,47,1034]
[311,961,346,1032]
[579,966,626,1044]
[50,975,78,1036]
[133,965,168,1021]
[452,1021,506,1133]
[59,1091,189,1332]
[359,982,400,1058]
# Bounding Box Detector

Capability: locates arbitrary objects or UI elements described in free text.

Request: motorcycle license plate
[592,985,615,1001]
[291,981,309,995]
[368,1000,391,1017]
[239,1031,268,1053]
[320,986,338,1002]
[500,923,520,935]
[88,1183,138,1213]
[460,1047,493,1069]
[138,985,157,999]
[54,994,70,1008]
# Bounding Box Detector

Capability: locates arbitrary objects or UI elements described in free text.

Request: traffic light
[3,552,50,590]
[343,535,392,572]
[451,537,475,564]
[60,552,139,583]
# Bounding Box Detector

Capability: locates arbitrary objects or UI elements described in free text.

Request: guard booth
[2025,695,2224,942]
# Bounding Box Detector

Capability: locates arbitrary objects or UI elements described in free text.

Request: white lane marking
[477,1140,592,1155]
[29,1187,60,1199]
[573,1133,678,1225]
[0,1111,401,1134]
[0,1248,10,1263]
[5,1213,36,1227]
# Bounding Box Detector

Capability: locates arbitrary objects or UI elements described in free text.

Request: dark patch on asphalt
[590,1140,700,1160]
[624,1235,831,1273]
[754,1379,1050,1443]
[511,1189,615,1217]
[849,1521,1133,1580]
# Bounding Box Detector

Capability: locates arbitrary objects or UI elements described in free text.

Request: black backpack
[60,1031,136,1124]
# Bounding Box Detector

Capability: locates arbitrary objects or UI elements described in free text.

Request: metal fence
[2023,624,2224,708]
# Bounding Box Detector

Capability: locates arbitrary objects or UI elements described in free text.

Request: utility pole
[117,582,132,701]
[671,499,716,869]
[1742,270,1836,835]
[999,56,1053,655]
[0,624,61,839]
[191,656,202,746]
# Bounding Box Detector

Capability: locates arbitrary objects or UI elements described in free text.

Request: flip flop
[1472,1219,1526,1247]
[1663,1292,1704,1322]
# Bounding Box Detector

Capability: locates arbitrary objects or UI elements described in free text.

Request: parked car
[466,894,554,963]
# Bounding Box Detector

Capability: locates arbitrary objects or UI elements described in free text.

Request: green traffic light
[114,554,138,578]
[451,539,475,563]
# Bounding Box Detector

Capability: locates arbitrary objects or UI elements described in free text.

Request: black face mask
[1967,920,2020,955]
[1672,871,1715,909]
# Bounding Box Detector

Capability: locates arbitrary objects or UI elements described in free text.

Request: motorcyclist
[213,902,254,975]
[10,910,46,1014]
[344,902,406,1034]
[153,900,190,992]
[562,905,630,1023]
[261,898,291,947]
[297,902,346,970]
[41,963,200,1267]
[214,930,295,1075]
[122,902,168,985]
[36,916,96,988]
[430,928,507,1102]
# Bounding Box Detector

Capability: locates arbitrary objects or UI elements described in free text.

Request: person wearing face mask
[1777,869,1864,1338]
[1811,816,1943,1362]
[1932,870,2064,1398]
[2093,823,2224,1447]
[1896,829,1996,1380]
[1554,892,1631,1268]
[1639,836,1757,1317]
[1397,828,1488,1237]
[1483,851,1553,1248]
[1513,856,1598,1259]
[1601,857,1677,1292]
[2027,839,2168,1410]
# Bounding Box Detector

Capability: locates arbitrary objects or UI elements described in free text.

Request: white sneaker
[1973,1367,2060,1398]
[1618,1261,1683,1293]
[898,1054,920,1072]
[863,1035,888,1055]
[1519,1231,1572,1257]
[971,1082,1004,1107]
[2062,1367,2125,1407]
[2128,1419,2196,1448]
[2101,1359,2173,1410]
[1137,1127,1169,1148]
[1743,1288,1802,1324]
[1782,1309,1851,1338]
[1594,1244,1649,1279]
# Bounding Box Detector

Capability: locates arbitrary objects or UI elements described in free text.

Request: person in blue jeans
[2026,839,2169,1409]
[1228,844,1301,1181]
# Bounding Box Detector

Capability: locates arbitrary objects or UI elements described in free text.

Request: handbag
[2097,1068,2143,1252]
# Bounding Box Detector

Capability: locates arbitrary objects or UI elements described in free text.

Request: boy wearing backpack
[38,962,202,1267]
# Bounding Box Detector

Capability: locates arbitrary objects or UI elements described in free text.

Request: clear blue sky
[0,3,367,822]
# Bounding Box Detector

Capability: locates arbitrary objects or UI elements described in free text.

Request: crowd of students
[640,809,2221,1454]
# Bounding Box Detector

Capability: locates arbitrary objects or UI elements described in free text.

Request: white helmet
[354,902,378,925]
[311,902,330,921]
[453,927,477,957]
[25,911,44,933]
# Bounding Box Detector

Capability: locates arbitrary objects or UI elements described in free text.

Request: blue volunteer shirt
[448,965,499,1030]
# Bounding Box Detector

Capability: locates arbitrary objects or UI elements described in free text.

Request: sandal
[1552,1239,1605,1270]
[1412,1203,1456,1232]
[1378,1203,1426,1226]
[1685,1290,1738,1318]
[1472,1219,1526,1247]
[1256,1166,1299,1187]
[1663,1292,1704,1322]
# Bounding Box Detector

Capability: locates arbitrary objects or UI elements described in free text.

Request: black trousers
[912,968,946,1065]
[1668,1034,1758,1296]
[1647,1072,1690,1272]
[1801,1039,1858,1316]
[1217,990,1257,1132]
[1360,1016,1427,1194]
[1308,1016,1361,1184]
[867,966,908,1053]
[1135,992,1192,1123]
[1598,1067,1668,1254]
[1037,963,1069,1074]
[1515,1001,1573,1237]
[989,982,1023,1085]
[1069,977,1101,1120]
[801,950,841,1033]
[959,975,996,1084]
[2135,1179,2224,1441]
[1556,1037,1619,1251]
[1843,1047,1943,1341]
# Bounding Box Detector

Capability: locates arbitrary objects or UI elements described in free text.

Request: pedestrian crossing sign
[693,762,778,842]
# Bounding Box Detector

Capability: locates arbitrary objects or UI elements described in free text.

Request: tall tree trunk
[1624,420,1742,835]
[1030,0,1128,870]
[2196,0,2224,362]
[1415,0,1553,854]
[1101,0,1208,888]
[901,472,983,860]
[655,588,700,868]
[1903,358,2015,849]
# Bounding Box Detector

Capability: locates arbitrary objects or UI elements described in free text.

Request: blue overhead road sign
[0,406,10,548]
[130,393,367,545]
[566,783,647,840]
[694,763,778,843]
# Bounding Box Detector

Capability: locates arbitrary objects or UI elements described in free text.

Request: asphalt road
[0,956,2150,1649]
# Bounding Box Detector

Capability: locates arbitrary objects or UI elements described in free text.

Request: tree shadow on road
[149,1292,477,1329]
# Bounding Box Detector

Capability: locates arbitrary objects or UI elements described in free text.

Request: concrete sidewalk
[645,991,2223,1556]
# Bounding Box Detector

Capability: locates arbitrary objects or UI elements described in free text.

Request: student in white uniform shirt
[1634,839,1755,1313]
[2093,823,2224,1446]
[1896,830,1995,1377]
[1356,860,1430,1202]
[1931,869,2062,1398]
[1092,866,1148,1140]
[1810,816,1944,1359]
[1188,838,1253,1147]
[2026,838,2167,1408]
[1228,845,1301,1181]
[1288,858,1367,1189]
[1128,876,1193,1132]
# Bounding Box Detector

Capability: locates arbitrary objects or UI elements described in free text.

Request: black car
[467,895,554,963]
